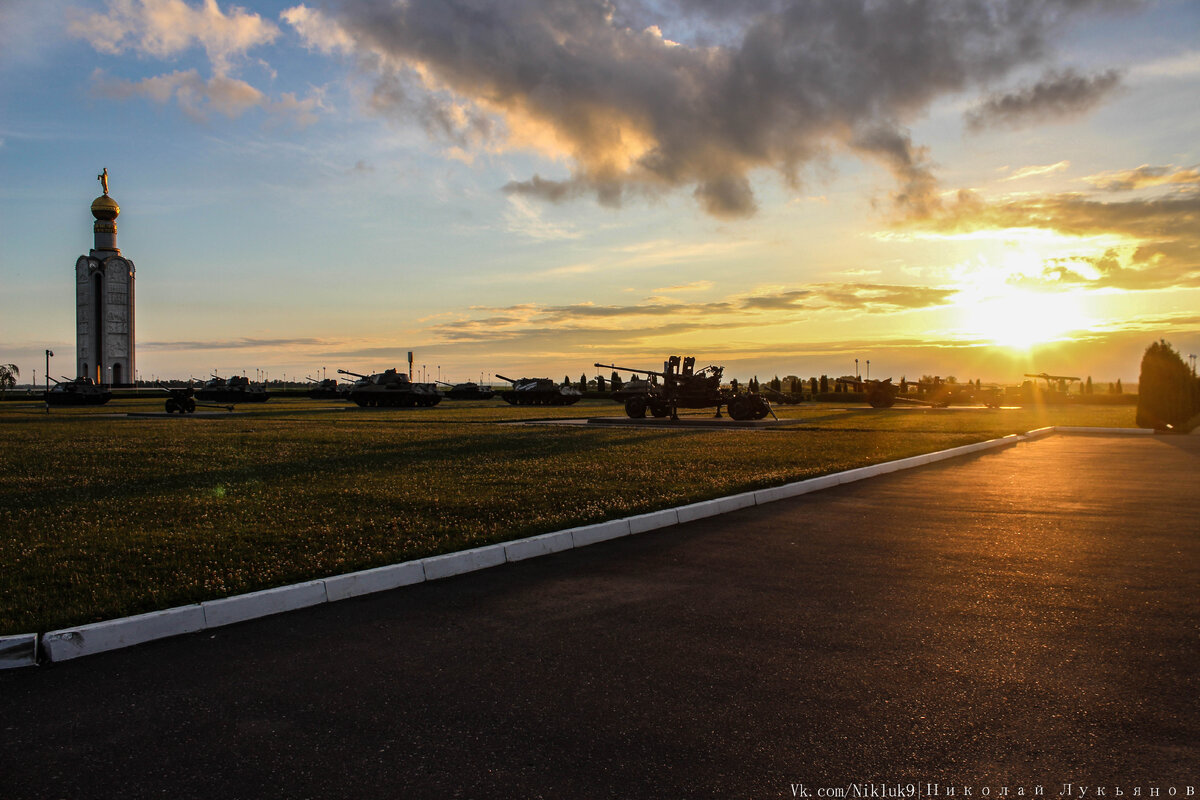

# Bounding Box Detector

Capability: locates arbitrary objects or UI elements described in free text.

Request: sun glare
[961,289,1091,349]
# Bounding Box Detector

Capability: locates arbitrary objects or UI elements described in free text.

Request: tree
[579,373,588,392]
[610,371,624,391]
[0,364,17,395]
[1085,376,1093,394]
[769,375,782,392]
[1136,339,1199,431]
[596,374,606,392]
[810,377,818,395]
[819,375,828,393]
[1115,378,1122,394]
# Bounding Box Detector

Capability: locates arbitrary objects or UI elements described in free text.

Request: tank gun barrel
[435,380,454,387]
[494,374,517,384]
[337,368,367,379]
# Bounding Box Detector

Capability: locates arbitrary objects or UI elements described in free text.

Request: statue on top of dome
[98,168,109,196]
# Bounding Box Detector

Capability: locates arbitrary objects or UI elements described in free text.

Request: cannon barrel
[494,374,517,384]
[593,362,665,378]
[435,380,455,387]
[337,368,367,379]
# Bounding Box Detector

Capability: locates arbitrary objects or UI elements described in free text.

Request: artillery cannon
[495,375,582,406]
[196,373,269,404]
[44,376,112,406]
[336,368,441,408]
[306,376,345,400]
[595,356,774,421]
[159,382,234,414]
[435,380,496,401]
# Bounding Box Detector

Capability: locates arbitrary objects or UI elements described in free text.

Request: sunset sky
[2,0,1198,385]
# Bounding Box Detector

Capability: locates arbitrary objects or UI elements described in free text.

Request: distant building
[75,169,135,386]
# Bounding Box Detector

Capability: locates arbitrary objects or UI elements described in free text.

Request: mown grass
[0,398,1136,634]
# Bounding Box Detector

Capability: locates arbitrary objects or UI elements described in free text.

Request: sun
[960,288,1091,349]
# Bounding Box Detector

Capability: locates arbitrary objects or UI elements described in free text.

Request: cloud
[91,68,319,126]
[965,68,1123,132]
[1003,160,1070,182]
[141,336,329,350]
[283,0,1132,218]
[68,0,280,75]
[898,177,1200,292]
[1084,164,1200,192]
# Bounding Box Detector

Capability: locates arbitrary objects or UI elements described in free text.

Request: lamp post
[866,360,870,380]
[44,349,53,412]
[855,358,859,379]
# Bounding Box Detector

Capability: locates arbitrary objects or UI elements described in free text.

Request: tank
[495,374,582,406]
[337,368,442,408]
[435,380,496,400]
[196,374,270,403]
[306,377,346,400]
[44,376,112,406]
[595,356,773,421]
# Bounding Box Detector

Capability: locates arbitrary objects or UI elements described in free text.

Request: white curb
[570,519,632,547]
[675,499,723,524]
[1055,426,1154,435]
[626,509,679,535]
[504,530,576,563]
[42,605,206,662]
[325,562,425,602]
[421,544,507,581]
[0,634,39,669]
[202,581,327,629]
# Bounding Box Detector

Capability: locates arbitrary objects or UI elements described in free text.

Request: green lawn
[0,397,1137,634]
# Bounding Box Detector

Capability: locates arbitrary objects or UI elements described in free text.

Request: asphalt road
[2,434,1197,799]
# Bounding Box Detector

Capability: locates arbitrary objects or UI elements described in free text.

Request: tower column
[77,169,136,386]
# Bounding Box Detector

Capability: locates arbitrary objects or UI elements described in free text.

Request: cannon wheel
[624,396,648,418]
[165,398,179,413]
[184,397,196,413]
[727,396,751,421]
[649,400,670,418]
[751,396,771,420]
[867,386,896,408]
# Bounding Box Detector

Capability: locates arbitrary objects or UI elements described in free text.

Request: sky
[2,0,1199,386]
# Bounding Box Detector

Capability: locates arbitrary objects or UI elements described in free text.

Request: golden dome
[91,194,120,221]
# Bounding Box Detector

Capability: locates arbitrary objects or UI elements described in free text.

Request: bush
[1135,339,1200,432]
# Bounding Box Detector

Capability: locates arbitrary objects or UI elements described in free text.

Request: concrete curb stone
[42,605,206,662]
[503,530,576,563]
[202,581,327,629]
[325,562,426,602]
[422,544,508,581]
[570,519,632,547]
[0,634,39,669]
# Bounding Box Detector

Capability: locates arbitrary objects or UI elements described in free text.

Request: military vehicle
[306,377,346,400]
[44,376,112,406]
[336,368,442,408]
[495,375,582,406]
[435,380,496,400]
[160,382,234,414]
[196,374,270,403]
[595,356,774,421]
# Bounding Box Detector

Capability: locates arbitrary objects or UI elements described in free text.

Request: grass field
[0,396,1137,635]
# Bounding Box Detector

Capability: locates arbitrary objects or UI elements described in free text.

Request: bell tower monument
[76,169,136,386]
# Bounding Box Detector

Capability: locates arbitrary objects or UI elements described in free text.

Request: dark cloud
[964,68,1123,132]
[291,0,1133,217]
